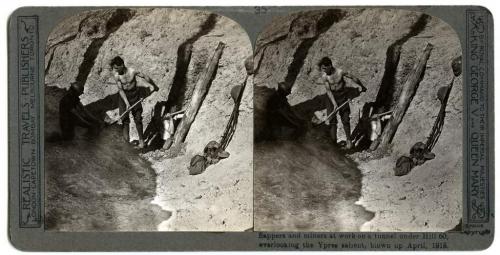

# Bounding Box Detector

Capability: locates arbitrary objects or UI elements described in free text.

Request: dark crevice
[254,34,287,57]
[45,34,77,54]
[253,46,267,76]
[167,14,218,110]
[284,10,345,86]
[45,13,89,54]
[44,14,93,75]
[348,14,431,151]
[45,48,57,75]
[74,9,135,86]
[373,14,431,113]
[253,14,301,55]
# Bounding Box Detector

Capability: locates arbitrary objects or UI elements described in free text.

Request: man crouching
[47,81,102,142]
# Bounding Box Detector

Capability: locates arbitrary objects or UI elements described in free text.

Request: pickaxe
[319,99,351,124]
[109,98,145,125]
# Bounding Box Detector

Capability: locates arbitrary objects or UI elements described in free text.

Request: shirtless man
[110,56,159,148]
[316,57,367,149]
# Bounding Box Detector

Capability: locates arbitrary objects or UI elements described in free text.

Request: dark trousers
[118,87,144,142]
[118,86,143,125]
[325,91,351,142]
[118,97,143,125]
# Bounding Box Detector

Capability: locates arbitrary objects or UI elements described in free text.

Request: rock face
[45,8,253,231]
[254,8,462,231]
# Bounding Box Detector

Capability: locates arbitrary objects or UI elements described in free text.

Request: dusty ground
[45,8,253,231]
[254,128,373,231]
[45,87,170,231]
[253,8,462,232]
[349,11,463,232]
[145,79,253,231]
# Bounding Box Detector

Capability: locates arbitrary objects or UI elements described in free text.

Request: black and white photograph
[44,8,253,231]
[253,8,463,232]
[4,3,497,252]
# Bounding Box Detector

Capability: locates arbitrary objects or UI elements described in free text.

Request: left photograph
[44,8,253,231]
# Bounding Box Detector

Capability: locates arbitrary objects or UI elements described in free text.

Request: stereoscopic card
[7,6,494,251]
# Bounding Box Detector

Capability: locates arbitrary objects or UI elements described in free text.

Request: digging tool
[370,110,393,120]
[319,99,351,125]
[162,109,186,120]
[109,98,145,125]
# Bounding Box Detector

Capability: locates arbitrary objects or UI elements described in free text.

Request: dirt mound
[254,128,374,231]
[45,86,169,231]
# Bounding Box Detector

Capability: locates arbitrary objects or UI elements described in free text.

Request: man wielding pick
[316,57,367,149]
[110,56,159,149]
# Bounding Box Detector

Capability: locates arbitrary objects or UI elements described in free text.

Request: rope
[425,77,455,151]
[219,75,249,150]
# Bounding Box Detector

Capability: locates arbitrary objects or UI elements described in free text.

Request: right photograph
[253,9,463,232]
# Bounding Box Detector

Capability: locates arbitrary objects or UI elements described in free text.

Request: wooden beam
[172,42,225,146]
[377,43,434,149]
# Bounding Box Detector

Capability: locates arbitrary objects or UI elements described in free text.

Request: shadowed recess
[74,9,135,86]
[373,14,431,113]
[167,13,218,110]
[284,9,345,86]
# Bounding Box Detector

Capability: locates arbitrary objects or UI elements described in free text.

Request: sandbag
[189,154,208,175]
[410,141,435,165]
[394,156,414,176]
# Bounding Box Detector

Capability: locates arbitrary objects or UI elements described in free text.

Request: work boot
[122,124,130,143]
[345,139,353,150]
[138,140,145,149]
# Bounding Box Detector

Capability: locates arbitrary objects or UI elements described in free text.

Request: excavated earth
[45,8,253,231]
[254,8,462,232]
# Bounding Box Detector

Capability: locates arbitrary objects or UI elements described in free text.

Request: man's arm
[324,84,338,109]
[344,72,367,92]
[136,71,159,91]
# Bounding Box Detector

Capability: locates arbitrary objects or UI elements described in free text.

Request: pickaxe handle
[320,99,351,124]
[110,98,145,125]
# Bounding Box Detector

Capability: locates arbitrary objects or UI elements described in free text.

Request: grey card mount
[7,6,494,251]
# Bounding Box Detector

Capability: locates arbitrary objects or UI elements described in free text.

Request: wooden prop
[172,42,226,146]
[377,43,434,149]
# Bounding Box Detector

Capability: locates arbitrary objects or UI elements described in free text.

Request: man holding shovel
[110,56,159,149]
[316,57,367,149]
